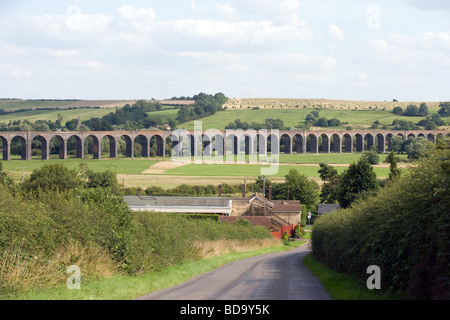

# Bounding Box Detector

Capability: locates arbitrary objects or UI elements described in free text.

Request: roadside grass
[2,241,306,300]
[303,254,405,300]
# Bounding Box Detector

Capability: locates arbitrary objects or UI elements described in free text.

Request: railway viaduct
[0,129,448,161]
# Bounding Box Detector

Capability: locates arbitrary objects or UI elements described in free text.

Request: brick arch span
[0,129,448,160]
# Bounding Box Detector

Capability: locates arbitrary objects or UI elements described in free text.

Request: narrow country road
[136,244,332,300]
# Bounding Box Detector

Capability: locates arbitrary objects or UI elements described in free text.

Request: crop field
[0,102,178,126]
[181,105,441,130]
[224,98,441,111]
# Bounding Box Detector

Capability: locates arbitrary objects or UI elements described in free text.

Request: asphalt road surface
[137,244,332,300]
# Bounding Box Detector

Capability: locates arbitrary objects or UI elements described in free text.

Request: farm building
[123,189,302,232]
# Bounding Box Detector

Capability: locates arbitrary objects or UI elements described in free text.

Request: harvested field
[224,98,441,111]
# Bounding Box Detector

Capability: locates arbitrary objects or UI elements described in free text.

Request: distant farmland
[224,98,441,111]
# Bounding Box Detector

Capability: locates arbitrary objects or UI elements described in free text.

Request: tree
[275,169,319,206]
[418,103,429,117]
[438,102,450,117]
[337,156,379,209]
[405,137,434,160]
[318,163,339,204]
[362,146,380,165]
[403,104,419,116]
[82,167,121,195]
[23,163,84,192]
[386,151,401,180]
[392,106,403,115]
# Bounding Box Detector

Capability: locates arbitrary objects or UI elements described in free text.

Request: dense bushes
[0,174,273,292]
[311,139,450,299]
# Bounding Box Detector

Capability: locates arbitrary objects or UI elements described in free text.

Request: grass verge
[2,241,307,300]
[303,254,405,300]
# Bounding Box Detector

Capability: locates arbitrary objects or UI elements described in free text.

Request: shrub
[311,139,450,299]
[282,232,290,246]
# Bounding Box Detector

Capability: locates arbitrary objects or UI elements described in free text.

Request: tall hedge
[311,138,450,299]
[301,205,307,227]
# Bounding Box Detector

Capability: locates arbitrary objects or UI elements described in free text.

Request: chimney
[218,185,222,197]
[268,185,272,201]
[137,187,142,197]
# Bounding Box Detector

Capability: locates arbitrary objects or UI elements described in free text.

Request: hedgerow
[311,138,450,299]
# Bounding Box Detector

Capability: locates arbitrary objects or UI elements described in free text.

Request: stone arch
[166,134,178,157]
[280,134,291,154]
[408,133,416,139]
[427,133,435,143]
[0,135,8,160]
[134,134,149,157]
[10,135,28,160]
[330,134,341,153]
[342,134,352,153]
[320,134,330,153]
[150,134,165,157]
[226,134,239,155]
[242,133,254,155]
[256,133,267,155]
[211,133,225,156]
[201,134,212,157]
[268,133,279,155]
[67,135,83,158]
[307,134,318,153]
[386,133,394,151]
[118,134,133,158]
[293,134,304,154]
[30,135,49,160]
[101,135,117,158]
[376,133,385,153]
[355,134,364,152]
[49,135,66,159]
[364,133,374,151]
[84,134,101,159]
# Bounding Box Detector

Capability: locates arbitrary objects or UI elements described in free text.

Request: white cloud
[158,19,314,51]
[0,64,32,78]
[366,39,389,52]
[117,5,156,33]
[329,25,344,40]
[215,3,236,20]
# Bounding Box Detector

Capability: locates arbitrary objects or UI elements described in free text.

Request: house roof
[271,200,302,213]
[318,204,340,214]
[246,193,274,207]
[124,196,233,214]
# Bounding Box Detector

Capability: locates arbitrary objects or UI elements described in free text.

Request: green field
[180,107,440,130]
[163,163,391,178]
[1,158,159,176]
[0,105,179,127]
[0,99,76,111]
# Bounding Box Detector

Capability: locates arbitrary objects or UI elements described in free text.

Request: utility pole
[262,177,267,198]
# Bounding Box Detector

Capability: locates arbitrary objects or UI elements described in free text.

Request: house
[123,186,302,232]
[318,204,340,215]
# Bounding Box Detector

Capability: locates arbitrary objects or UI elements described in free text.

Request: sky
[0,0,449,101]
